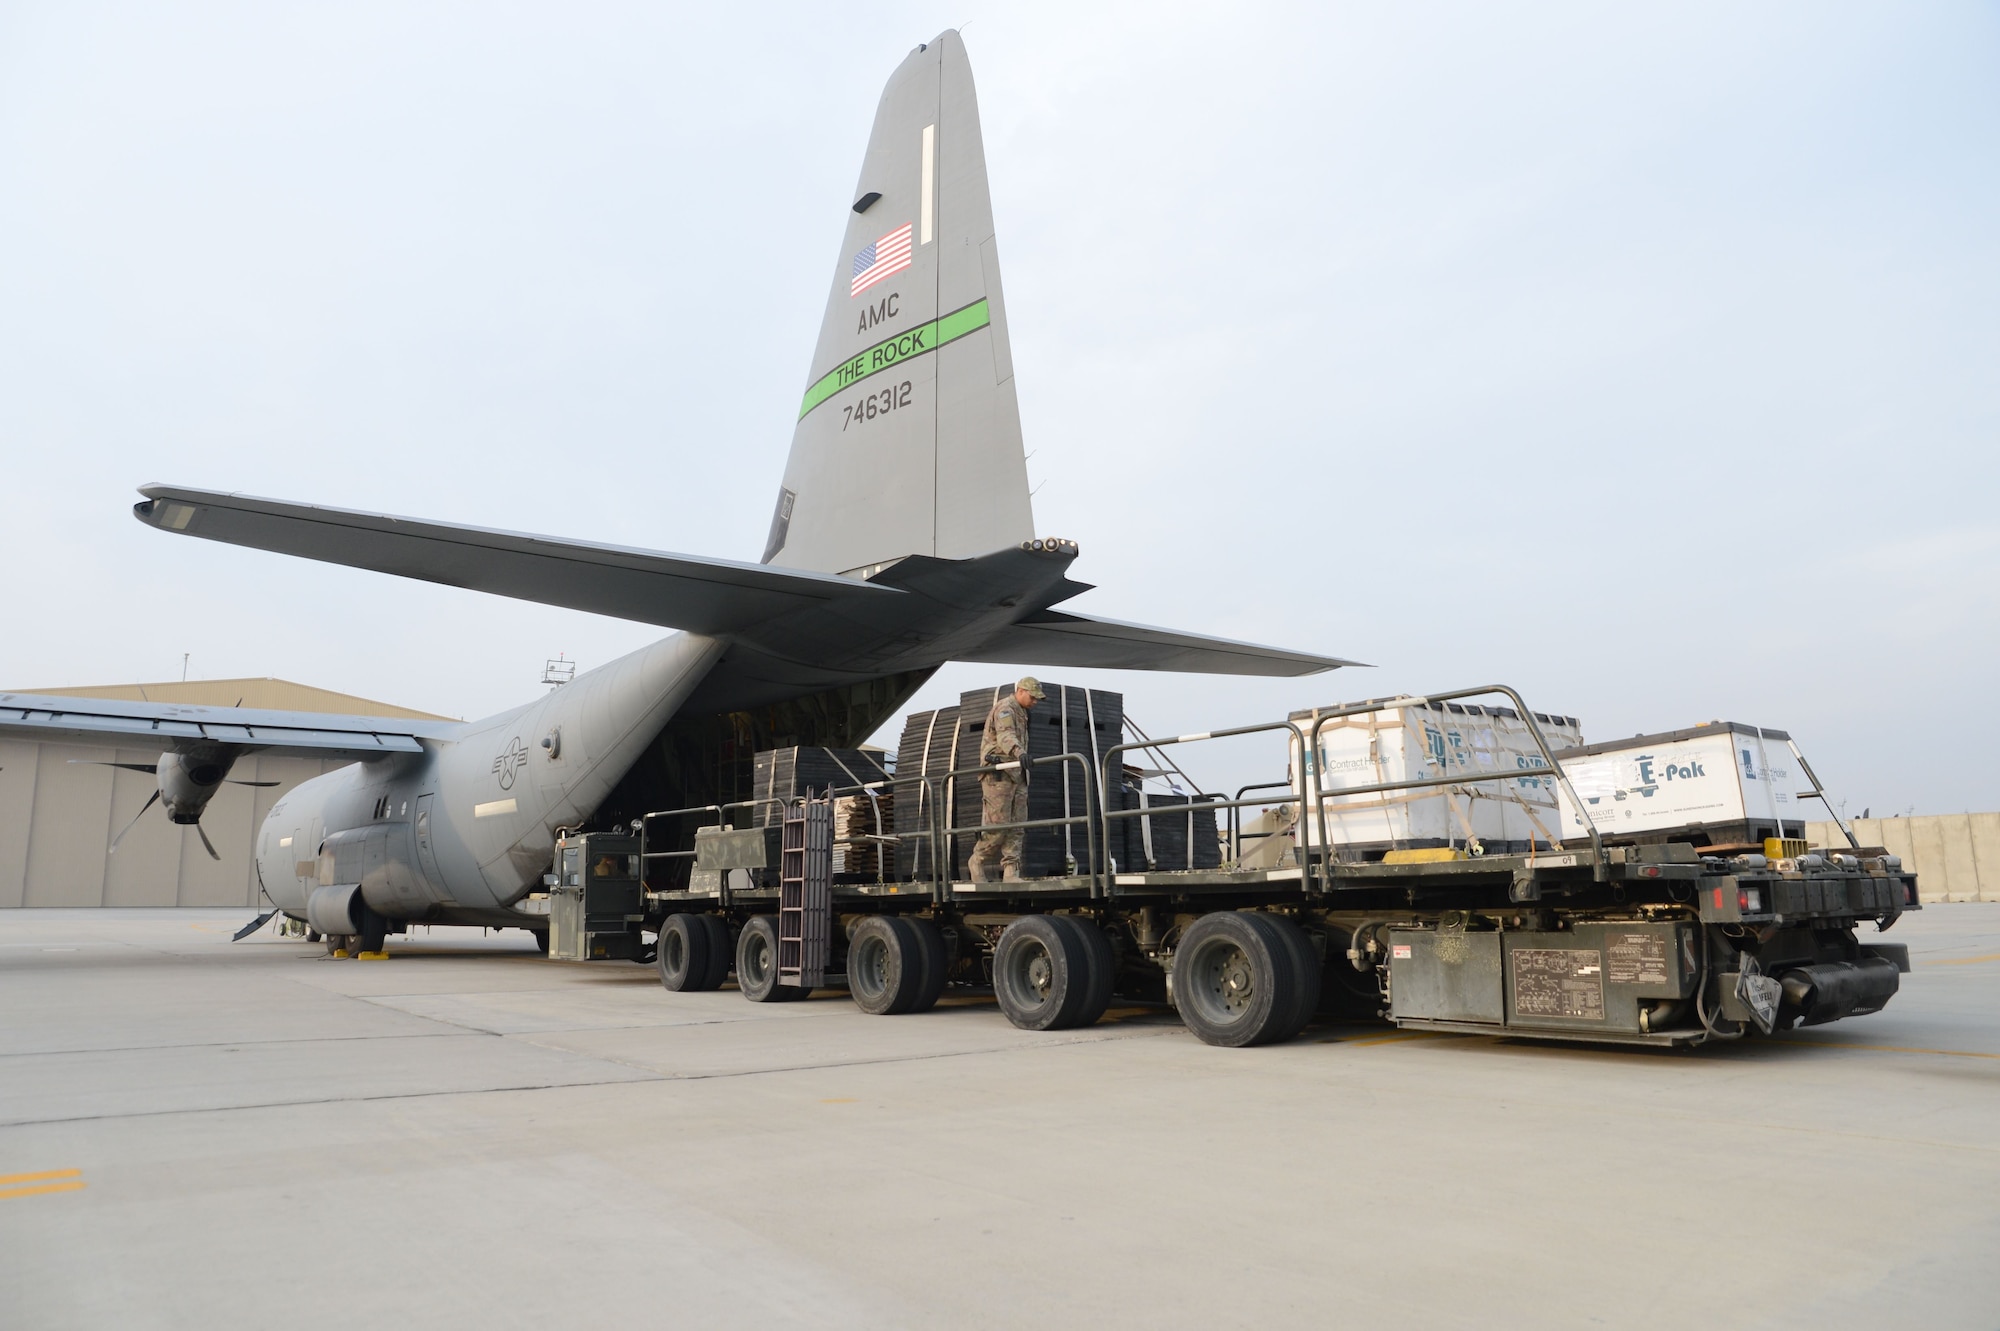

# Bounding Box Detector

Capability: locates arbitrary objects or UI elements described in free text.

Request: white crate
[1554,723,1804,844]
[1289,701,1585,855]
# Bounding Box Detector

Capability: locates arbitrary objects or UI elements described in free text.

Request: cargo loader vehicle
[557,683,1917,1050]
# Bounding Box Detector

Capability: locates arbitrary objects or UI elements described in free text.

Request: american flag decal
[850,222,914,297]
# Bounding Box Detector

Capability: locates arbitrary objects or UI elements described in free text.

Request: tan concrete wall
[5,677,452,720]
[0,739,348,907]
[0,743,347,908]
[1806,815,2000,903]
[0,677,436,908]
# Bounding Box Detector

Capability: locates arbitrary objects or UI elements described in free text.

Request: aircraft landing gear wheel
[658,914,725,992]
[736,916,809,1003]
[993,915,1092,1031]
[356,910,388,956]
[1172,911,1301,1047]
[325,934,348,957]
[848,916,927,1016]
[530,929,549,955]
[306,929,321,944]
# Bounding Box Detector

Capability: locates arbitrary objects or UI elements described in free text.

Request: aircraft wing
[0,692,454,758]
[956,611,1362,677]
[134,485,903,634]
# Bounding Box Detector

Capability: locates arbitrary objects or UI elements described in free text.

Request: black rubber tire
[656,914,713,992]
[325,933,348,956]
[696,914,733,990]
[902,916,950,1014]
[1246,913,1321,1042]
[736,916,810,1003]
[306,929,321,944]
[356,909,388,955]
[993,915,1092,1031]
[530,928,550,956]
[1172,911,1298,1048]
[848,916,926,1016]
[1051,916,1116,1029]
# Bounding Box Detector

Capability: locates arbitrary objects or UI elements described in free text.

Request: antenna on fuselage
[542,653,575,688]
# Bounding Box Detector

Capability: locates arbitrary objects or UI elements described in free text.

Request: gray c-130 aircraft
[0,31,1352,950]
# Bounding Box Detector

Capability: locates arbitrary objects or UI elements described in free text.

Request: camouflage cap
[1016,676,1047,700]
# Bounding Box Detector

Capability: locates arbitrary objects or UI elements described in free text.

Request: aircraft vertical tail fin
[763,30,1032,575]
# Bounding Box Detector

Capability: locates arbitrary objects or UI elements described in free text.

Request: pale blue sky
[1,3,1994,816]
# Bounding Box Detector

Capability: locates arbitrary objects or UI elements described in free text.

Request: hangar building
[0,679,450,909]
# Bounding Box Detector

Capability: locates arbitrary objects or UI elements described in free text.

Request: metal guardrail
[1228,781,1296,863]
[1101,719,1311,893]
[631,682,1606,899]
[932,751,1102,895]
[1300,685,1604,883]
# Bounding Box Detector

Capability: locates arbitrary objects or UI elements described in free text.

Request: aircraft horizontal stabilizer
[134,486,902,634]
[959,611,1361,677]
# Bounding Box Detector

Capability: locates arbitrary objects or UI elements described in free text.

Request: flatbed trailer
[606,685,1918,1049]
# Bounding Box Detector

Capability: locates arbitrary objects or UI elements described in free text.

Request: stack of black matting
[1113,784,1223,872]
[751,747,890,827]
[893,708,965,880]
[946,682,1124,881]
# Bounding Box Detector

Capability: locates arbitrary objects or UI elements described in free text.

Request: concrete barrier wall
[1806,815,2000,903]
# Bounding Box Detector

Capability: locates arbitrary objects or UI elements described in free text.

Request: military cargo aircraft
[0,31,1349,952]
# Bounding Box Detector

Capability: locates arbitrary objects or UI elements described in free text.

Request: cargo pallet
[596,684,1918,1049]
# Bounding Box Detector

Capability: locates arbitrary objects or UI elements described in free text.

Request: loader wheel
[902,916,950,1013]
[1173,911,1300,1047]
[736,916,810,1003]
[696,914,733,989]
[1050,916,1115,1028]
[993,915,1091,1031]
[657,914,718,992]
[1247,913,1322,1041]
[848,916,925,1016]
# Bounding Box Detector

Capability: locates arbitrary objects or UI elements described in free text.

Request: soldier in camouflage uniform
[970,676,1045,881]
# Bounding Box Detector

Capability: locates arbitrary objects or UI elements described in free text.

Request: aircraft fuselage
[256,631,725,931]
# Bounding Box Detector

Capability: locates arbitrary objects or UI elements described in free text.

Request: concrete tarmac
[2,906,1997,1330]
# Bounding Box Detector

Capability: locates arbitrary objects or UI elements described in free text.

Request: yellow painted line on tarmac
[0,1168,85,1200]
[1924,952,2000,967]
[1333,1032,1448,1048]
[1,1180,87,1200]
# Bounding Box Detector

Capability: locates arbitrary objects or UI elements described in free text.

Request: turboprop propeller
[73,751,279,861]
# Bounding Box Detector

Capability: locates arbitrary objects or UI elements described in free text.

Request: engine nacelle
[158,748,237,824]
[305,883,366,936]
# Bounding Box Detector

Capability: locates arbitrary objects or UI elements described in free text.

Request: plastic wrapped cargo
[1290,700,1584,858]
[1553,723,1806,848]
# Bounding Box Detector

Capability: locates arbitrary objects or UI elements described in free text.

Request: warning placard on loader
[1607,932,1670,986]
[1512,949,1605,1020]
